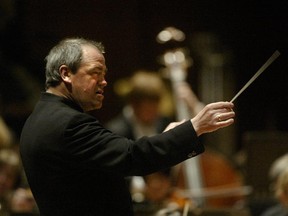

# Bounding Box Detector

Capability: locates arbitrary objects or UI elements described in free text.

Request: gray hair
[45,38,105,89]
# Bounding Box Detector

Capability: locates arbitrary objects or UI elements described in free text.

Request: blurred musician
[106,70,173,207]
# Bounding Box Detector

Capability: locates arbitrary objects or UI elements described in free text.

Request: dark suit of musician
[20,93,204,216]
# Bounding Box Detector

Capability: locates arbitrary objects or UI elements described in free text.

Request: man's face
[70,45,107,112]
[132,99,160,125]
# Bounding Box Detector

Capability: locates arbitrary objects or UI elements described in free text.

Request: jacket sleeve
[63,114,204,176]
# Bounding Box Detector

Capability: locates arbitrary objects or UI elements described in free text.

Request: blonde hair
[114,70,174,117]
[0,117,12,148]
[114,71,165,101]
[276,167,288,199]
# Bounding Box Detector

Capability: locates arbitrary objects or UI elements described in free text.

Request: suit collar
[40,92,83,112]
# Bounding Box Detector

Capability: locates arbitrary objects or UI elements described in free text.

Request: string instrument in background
[156,27,249,210]
[161,47,205,207]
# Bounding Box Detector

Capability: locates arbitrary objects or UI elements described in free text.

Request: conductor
[20,38,235,216]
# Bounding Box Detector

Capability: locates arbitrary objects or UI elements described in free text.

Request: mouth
[96,89,104,95]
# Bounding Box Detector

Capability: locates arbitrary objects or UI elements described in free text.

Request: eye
[96,71,103,76]
[89,66,107,78]
[93,71,106,79]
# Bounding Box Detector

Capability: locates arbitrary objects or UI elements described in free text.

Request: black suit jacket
[20,93,204,216]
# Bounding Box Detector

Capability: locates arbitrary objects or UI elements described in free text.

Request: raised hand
[191,101,235,136]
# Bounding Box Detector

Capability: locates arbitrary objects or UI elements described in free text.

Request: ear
[59,65,72,83]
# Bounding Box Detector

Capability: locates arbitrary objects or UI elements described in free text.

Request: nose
[100,78,107,88]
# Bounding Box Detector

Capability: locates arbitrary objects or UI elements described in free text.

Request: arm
[164,101,235,136]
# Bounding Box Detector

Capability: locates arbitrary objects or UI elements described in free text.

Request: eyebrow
[91,65,108,74]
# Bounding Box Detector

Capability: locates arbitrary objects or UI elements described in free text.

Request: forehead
[81,45,106,66]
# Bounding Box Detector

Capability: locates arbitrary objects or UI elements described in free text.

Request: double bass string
[230,50,280,103]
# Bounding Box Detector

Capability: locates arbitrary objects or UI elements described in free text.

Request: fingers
[216,117,235,128]
[207,101,235,124]
[191,101,235,136]
[206,101,234,110]
[215,110,235,123]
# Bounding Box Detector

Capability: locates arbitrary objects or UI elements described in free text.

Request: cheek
[84,79,97,93]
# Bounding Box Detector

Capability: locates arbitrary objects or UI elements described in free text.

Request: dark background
[1,0,288,149]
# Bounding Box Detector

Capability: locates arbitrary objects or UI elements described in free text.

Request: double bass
[157,27,248,210]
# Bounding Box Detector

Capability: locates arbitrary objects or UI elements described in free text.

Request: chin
[83,104,102,113]
[92,106,102,111]
[93,103,103,110]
